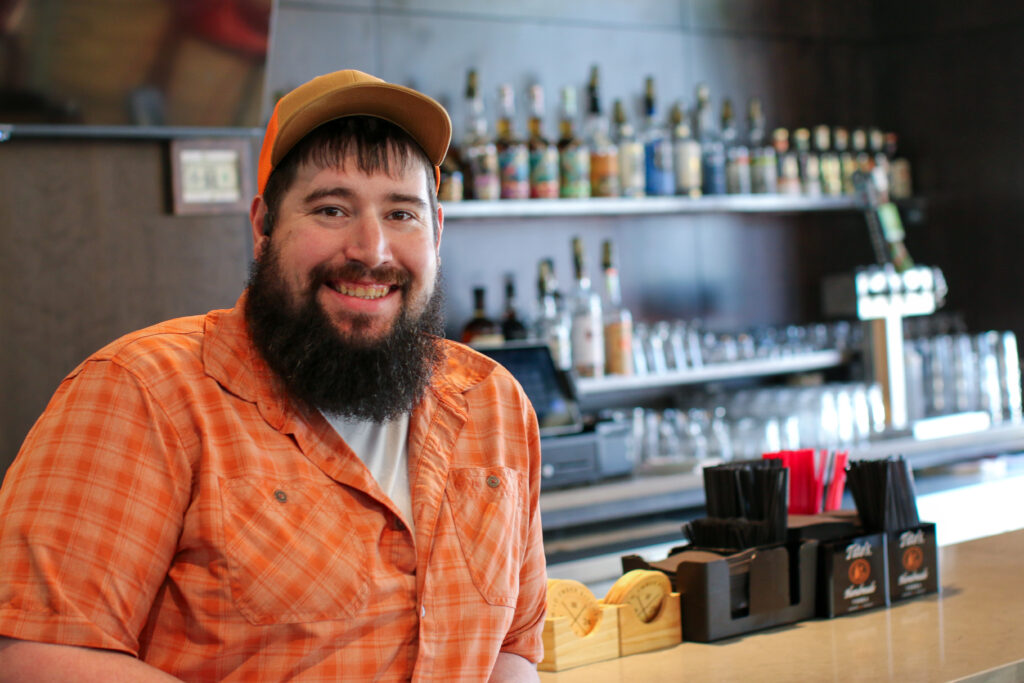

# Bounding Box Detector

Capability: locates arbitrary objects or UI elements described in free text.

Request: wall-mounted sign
[169,138,254,215]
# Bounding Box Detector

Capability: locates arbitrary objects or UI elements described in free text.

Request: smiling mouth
[327,281,395,300]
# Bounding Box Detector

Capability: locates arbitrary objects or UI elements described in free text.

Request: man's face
[251,152,443,346]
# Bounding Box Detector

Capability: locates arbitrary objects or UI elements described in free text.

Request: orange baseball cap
[256,69,451,194]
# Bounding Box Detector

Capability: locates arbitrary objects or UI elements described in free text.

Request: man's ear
[250,196,269,259]
[434,203,444,252]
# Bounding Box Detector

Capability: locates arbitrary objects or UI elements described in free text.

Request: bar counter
[540,529,1024,682]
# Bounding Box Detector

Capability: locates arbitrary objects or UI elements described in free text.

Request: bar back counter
[539,529,1024,682]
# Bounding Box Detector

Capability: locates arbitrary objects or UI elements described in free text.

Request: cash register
[479,343,634,490]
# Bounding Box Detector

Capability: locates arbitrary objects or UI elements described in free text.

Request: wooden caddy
[612,591,682,657]
[539,603,621,672]
[539,592,683,671]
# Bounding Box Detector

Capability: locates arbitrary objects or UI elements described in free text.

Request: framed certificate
[169,137,254,215]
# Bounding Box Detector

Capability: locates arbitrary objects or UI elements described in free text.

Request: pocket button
[486,475,500,488]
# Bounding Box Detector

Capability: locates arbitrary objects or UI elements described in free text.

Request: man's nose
[343,214,392,267]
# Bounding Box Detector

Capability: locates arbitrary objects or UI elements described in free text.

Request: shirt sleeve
[0,358,193,655]
[498,397,547,663]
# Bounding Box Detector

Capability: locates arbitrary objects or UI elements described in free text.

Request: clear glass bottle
[773,128,801,195]
[747,97,777,194]
[558,86,591,199]
[461,286,503,346]
[815,124,843,196]
[570,237,604,377]
[721,97,751,194]
[461,69,499,201]
[793,127,821,196]
[694,83,726,196]
[833,126,856,195]
[495,84,530,199]
[501,273,529,341]
[437,149,464,202]
[852,127,872,173]
[641,76,675,196]
[526,84,560,199]
[612,98,645,198]
[536,259,572,370]
[670,101,702,197]
[601,239,633,375]
[585,65,619,198]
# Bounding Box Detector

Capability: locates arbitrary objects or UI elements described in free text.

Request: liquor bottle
[694,83,726,196]
[721,98,751,194]
[773,128,801,195]
[569,237,604,377]
[747,97,777,194]
[852,127,872,173]
[501,273,529,341]
[585,66,620,198]
[536,259,572,370]
[793,127,821,196]
[461,69,500,200]
[437,150,464,202]
[641,76,675,196]
[526,84,560,199]
[670,101,702,197]
[612,98,645,198]
[833,126,856,195]
[558,86,591,198]
[868,127,890,185]
[495,84,530,199]
[815,124,843,196]
[461,286,504,346]
[601,239,633,376]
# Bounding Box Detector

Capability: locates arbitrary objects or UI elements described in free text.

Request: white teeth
[330,282,391,299]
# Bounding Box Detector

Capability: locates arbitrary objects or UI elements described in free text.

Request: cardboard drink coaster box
[621,541,817,643]
[818,532,890,617]
[887,522,939,601]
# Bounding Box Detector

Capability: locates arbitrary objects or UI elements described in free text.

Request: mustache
[309,261,411,290]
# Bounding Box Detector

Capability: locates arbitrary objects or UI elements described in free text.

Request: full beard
[244,244,446,422]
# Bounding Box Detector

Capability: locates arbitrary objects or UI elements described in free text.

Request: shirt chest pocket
[445,467,527,608]
[219,477,370,625]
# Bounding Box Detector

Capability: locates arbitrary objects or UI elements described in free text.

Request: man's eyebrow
[303,186,354,204]
[387,193,429,209]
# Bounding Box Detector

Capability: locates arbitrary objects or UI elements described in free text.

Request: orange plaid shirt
[0,295,547,681]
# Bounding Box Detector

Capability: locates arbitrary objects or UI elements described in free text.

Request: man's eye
[317,206,345,217]
[389,210,414,221]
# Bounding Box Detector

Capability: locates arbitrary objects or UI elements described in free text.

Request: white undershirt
[321,411,414,533]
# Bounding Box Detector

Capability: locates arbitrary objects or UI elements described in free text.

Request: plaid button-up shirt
[0,295,546,680]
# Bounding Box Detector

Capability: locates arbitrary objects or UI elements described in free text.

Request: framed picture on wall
[169,137,254,215]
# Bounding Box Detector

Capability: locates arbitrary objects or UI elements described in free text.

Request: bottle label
[604,319,633,375]
[590,151,620,197]
[702,145,727,196]
[560,148,591,198]
[618,142,645,197]
[529,147,560,198]
[438,171,464,202]
[674,141,702,195]
[498,145,530,199]
[750,150,778,193]
[466,145,500,200]
[571,312,604,377]
[726,150,751,194]
[645,138,675,196]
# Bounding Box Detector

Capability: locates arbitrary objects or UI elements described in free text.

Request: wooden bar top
[539,529,1024,682]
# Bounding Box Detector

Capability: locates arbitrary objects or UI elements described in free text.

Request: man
[0,70,546,681]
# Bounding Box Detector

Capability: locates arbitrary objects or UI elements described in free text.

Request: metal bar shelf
[574,350,845,398]
[442,195,865,220]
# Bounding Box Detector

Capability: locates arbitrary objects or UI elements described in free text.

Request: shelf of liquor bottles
[443,195,926,221]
